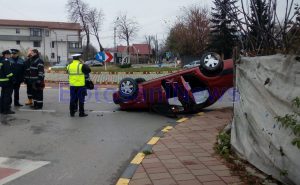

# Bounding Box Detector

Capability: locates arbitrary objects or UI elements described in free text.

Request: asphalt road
[0,86,235,185]
[0,87,175,185]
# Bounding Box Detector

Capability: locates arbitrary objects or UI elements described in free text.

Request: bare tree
[145,35,155,56]
[166,6,211,56]
[66,0,90,58]
[223,0,300,55]
[87,8,105,51]
[116,13,139,54]
[145,35,155,47]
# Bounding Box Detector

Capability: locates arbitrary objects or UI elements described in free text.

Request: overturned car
[113,52,234,115]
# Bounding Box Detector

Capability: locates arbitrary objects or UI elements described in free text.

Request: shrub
[118,64,132,68]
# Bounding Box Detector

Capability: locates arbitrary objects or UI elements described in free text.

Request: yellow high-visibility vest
[67,60,85,87]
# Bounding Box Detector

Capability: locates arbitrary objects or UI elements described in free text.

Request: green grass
[50,66,180,73]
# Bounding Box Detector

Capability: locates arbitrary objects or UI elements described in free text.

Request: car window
[191,61,199,65]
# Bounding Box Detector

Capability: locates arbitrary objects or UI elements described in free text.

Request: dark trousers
[33,86,43,108]
[13,82,21,104]
[70,86,86,115]
[27,83,33,100]
[27,83,43,108]
[0,86,13,113]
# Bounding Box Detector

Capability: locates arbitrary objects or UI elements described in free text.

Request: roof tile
[0,19,81,31]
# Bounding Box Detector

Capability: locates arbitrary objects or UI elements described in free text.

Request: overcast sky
[0,0,299,49]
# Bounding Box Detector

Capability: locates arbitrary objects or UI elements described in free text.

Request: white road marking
[0,157,50,185]
[21,85,52,89]
[18,109,56,113]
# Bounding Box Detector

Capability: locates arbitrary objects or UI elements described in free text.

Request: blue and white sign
[95,51,105,63]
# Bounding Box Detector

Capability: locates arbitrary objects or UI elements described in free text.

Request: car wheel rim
[203,54,219,68]
[120,81,134,95]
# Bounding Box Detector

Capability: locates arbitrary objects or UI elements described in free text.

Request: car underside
[113,52,234,116]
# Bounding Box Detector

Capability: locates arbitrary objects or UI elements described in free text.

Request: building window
[51,53,55,59]
[45,30,49,37]
[16,40,20,45]
[51,41,55,48]
[69,42,82,49]
[33,41,41,47]
[16,28,20,34]
[30,28,42,37]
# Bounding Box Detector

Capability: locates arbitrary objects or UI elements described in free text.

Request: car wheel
[135,78,146,84]
[119,78,138,99]
[199,52,223,75]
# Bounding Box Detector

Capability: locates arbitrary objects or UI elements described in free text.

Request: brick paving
[129,108,244,185]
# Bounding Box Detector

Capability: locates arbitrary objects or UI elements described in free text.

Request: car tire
[135,78,146,84]
[199,52,223,76]
[119,78,138,99]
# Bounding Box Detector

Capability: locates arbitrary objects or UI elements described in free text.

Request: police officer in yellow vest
[67,54,91,117]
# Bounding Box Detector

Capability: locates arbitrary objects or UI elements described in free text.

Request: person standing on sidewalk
[67,53,91,117]
[0,50,15,114]
[24,49,45,109]
[10,49,25,107]
[24,49,33,106]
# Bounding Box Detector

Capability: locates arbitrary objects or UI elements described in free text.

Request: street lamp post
[114,27,117,51]
[114,17,119,64]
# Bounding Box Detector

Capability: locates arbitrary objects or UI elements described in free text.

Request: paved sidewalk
[128,108,243,185]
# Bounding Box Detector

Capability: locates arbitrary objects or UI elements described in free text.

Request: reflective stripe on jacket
[0,59,14,84]
[24,57,44,83]
[67,60,85,87]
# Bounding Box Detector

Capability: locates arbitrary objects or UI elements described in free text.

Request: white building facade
[0,19,82,63]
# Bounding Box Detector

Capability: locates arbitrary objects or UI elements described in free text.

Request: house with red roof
[106,43,152,64]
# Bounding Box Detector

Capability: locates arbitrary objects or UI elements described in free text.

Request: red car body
[113,58,234,113]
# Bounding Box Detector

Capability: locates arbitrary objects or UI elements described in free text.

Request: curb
[115,113,204,185]
[115,124,176,185]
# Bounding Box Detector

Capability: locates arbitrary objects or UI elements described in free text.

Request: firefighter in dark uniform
[0,50,15,114]
[24,49,33,106]
[67,53,91,117]
[24,49,45,109]
[10,49,25,106]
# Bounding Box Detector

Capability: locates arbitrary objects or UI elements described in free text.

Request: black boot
[14,102,23,107]
[78,103,87,117]
[3,110,15,114]
[70,111,75,117]
[79,113,88,117]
